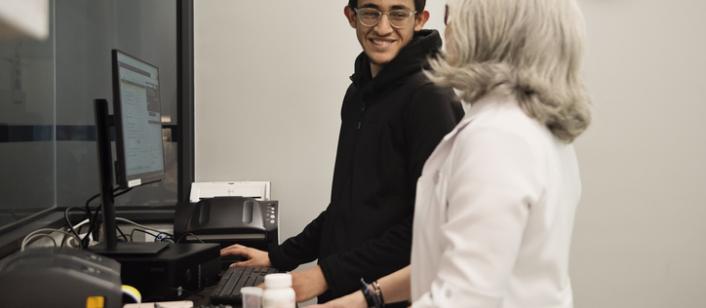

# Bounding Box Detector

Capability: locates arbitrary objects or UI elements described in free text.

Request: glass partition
[0,2,56,229]
[54,0,178,209]
[0,0,179,232]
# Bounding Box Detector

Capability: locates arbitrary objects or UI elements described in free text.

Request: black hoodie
[268,29,464,303]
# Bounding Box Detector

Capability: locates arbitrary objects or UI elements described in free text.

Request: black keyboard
[210,267,278,305]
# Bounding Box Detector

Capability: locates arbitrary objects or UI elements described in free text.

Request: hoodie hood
[350,29,443,96]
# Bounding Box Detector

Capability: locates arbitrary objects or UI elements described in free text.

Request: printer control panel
[261,201,278,230]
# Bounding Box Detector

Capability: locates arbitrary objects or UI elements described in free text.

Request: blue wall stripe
[0,124,178,143]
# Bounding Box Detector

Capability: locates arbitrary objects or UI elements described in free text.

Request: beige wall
[571,0,706,307]
[195,1,706,306]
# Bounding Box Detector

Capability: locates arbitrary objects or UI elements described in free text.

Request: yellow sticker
[86,296,105,308]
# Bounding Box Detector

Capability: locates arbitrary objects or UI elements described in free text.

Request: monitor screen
[112,50,165,188]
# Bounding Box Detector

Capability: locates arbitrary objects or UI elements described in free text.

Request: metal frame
[177,0,195,208]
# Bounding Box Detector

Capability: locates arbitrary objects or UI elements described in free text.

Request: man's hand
[309,290,366,308]
[220,244,271,268]
[291,265,329,302]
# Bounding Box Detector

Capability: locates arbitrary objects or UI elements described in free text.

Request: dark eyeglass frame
[354,7,418,29]
[444,4,449,25]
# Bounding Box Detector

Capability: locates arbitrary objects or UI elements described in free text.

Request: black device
[0,248,122,308]
[110,243,222,301]
[209,266,279,305]
[90,49,169,255]
[174,197,279,267]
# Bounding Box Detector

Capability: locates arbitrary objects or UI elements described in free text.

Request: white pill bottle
[262,273,296,308]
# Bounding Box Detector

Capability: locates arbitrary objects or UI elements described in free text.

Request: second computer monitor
[112,49,165,188]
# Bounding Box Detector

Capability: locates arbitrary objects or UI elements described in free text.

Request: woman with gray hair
[312,0,591,306]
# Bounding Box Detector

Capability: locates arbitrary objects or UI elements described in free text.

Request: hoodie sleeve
[317,83,463,297]
[267,210,326,271]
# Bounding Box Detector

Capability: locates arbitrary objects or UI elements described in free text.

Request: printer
[174,182,279,267]
[0,248,123,308]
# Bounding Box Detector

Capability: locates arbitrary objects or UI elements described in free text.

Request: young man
[221,0,463,304]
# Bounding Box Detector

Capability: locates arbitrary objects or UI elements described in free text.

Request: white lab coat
[410,92,582,308]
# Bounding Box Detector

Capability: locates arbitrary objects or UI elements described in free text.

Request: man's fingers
[220,244,249,256]
[220,244,244,254]
[231,260,251,268]
[222,245,270,268]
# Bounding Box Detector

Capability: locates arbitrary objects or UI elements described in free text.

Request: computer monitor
[112,49,165,188]
[89,49,168,255]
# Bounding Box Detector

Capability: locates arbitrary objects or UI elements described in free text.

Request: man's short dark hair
[348,0,426,11]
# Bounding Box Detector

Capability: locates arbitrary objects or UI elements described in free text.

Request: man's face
[345,0,428,69]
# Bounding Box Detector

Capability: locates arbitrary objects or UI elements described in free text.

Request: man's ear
[414,10,430,31]
[344,6,357,28]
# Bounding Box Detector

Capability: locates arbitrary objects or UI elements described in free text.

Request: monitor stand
[89,242,169,256]
[91,99,169,258]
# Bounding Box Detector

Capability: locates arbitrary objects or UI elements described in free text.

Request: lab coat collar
[446,90,515,141]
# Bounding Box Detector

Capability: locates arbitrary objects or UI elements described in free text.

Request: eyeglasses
[354,8,417,28]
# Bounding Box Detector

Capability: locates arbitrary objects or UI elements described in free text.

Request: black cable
[83,193,101,215]
[85,188,132,245]
[83,190,111,229]
[81,188,118,248]
[81,188,132,248]
[82,204,103,248]
[81,195,99,248]
[64,207,81,241]
[116,225,128,242]
[114,188,133,198]
[82,205,102,248]
[155,232,175,243]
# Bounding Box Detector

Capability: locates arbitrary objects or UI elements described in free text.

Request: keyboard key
[210,267,279,305]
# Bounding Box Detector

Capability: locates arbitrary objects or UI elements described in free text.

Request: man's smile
[369,37,397,49]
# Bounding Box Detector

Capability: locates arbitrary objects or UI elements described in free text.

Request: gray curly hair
[427,0,591,142]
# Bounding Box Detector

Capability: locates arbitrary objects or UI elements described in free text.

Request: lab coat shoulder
[446,101,551,201]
